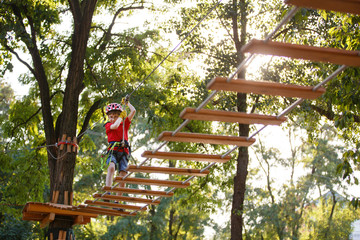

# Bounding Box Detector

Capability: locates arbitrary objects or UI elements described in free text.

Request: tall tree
[0,0,158,236]
[166,1,262,238]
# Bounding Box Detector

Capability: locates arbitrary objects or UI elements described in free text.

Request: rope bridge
[22,0,360,235]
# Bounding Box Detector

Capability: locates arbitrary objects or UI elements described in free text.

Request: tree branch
[213,2,234,43]
[77,99,102,142]
[4,44,35,75]
[10,91,62,138]
[98,3,145,50]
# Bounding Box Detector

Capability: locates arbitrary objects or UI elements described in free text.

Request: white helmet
[105,103,122,115]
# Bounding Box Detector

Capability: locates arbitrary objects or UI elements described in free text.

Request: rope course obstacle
[22,0,360,234]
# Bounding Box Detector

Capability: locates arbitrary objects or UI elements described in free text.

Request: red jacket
[105,117,131,154]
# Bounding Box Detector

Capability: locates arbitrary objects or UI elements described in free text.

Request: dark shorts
[106,151,129,173]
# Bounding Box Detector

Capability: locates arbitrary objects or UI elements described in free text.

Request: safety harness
[101,140,131,170]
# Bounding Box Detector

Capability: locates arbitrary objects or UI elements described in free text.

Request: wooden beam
[241,39,360,67]
[158,131,255,147]
[102,186,174,197]
[23,202,98,218]
[207,77,326,99]
[77,205,137,216]
[40,212,55,228]
[73,215,84,225]
[84,200,148,211]
[114,177,190,188]
[127,165,210,177]
[52,191,59,203]
[180,107,287,125]
[93,194,161,205]
[64,191,69,205]
[285,0,360,15]
[59,230,65,240]
[22,212,45,221]
[72,215,91,225]
[142,151,231,163]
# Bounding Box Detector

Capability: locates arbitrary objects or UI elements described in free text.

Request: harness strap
[107,141,132,158]
[107,140,130,150]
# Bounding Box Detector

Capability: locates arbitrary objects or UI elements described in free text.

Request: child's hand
[121,95,130,105]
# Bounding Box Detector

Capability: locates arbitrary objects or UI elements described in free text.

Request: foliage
[300,197,360,240]
[0,213,40,240]
[243,124,356,239]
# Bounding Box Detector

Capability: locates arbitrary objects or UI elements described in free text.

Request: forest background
[0,0,360,239]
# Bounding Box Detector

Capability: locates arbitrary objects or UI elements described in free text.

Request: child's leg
[106,162,116,187]
[118,171,126,188]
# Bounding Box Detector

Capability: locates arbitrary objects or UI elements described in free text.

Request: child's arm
[127,102,136,121]
[110,115,122,130]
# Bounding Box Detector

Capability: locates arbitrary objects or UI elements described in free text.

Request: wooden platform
[285,0,360,15]
[158,131,255,147]
[114,177,191,188]
[102,186,174,197]
[127,165,210,177]
[93,193,161,205]
[141,151,231,163]
[22,202,97,228]
[180,107,287,125]
[207,77,326,99]
[241,39,360,67]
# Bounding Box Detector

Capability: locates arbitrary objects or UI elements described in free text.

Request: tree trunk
[149,204,158,239]
[231,92,249,240]
[47,0,98,234]
[230,0,248,238]
[324,192,337,239]
[168,208,175,240]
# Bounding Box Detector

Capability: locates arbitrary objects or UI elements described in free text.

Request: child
[104,100,136,196]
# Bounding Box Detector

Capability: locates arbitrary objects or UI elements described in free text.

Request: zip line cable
[94,0,225,202]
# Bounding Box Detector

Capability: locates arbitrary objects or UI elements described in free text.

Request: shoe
[103,192,110,202]
[113,201,124,212]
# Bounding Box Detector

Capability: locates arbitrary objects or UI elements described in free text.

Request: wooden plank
[40,212,55,228]
[114,177,190,188]
[180,107,287,125]
[23,202,98,218]
[64,191,69,205]
[59,230,65,240]
[73,215,84,225]
[84,200,148,211]
[142,151,231,163]
[53,191,59,203]
[72,215,91,225]
[77,205,137,216]
[241,39,360,67]
[22,212,45,221]
[158,131,255,147]
[93,193,161,205]
[102,186,174,197]
[127,165,210,177]
[207,77,326,99]
[285,0,360,15]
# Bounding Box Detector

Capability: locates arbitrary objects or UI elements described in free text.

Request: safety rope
[95,0,225,202]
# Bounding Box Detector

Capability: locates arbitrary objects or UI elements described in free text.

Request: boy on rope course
[104,97,136,202]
